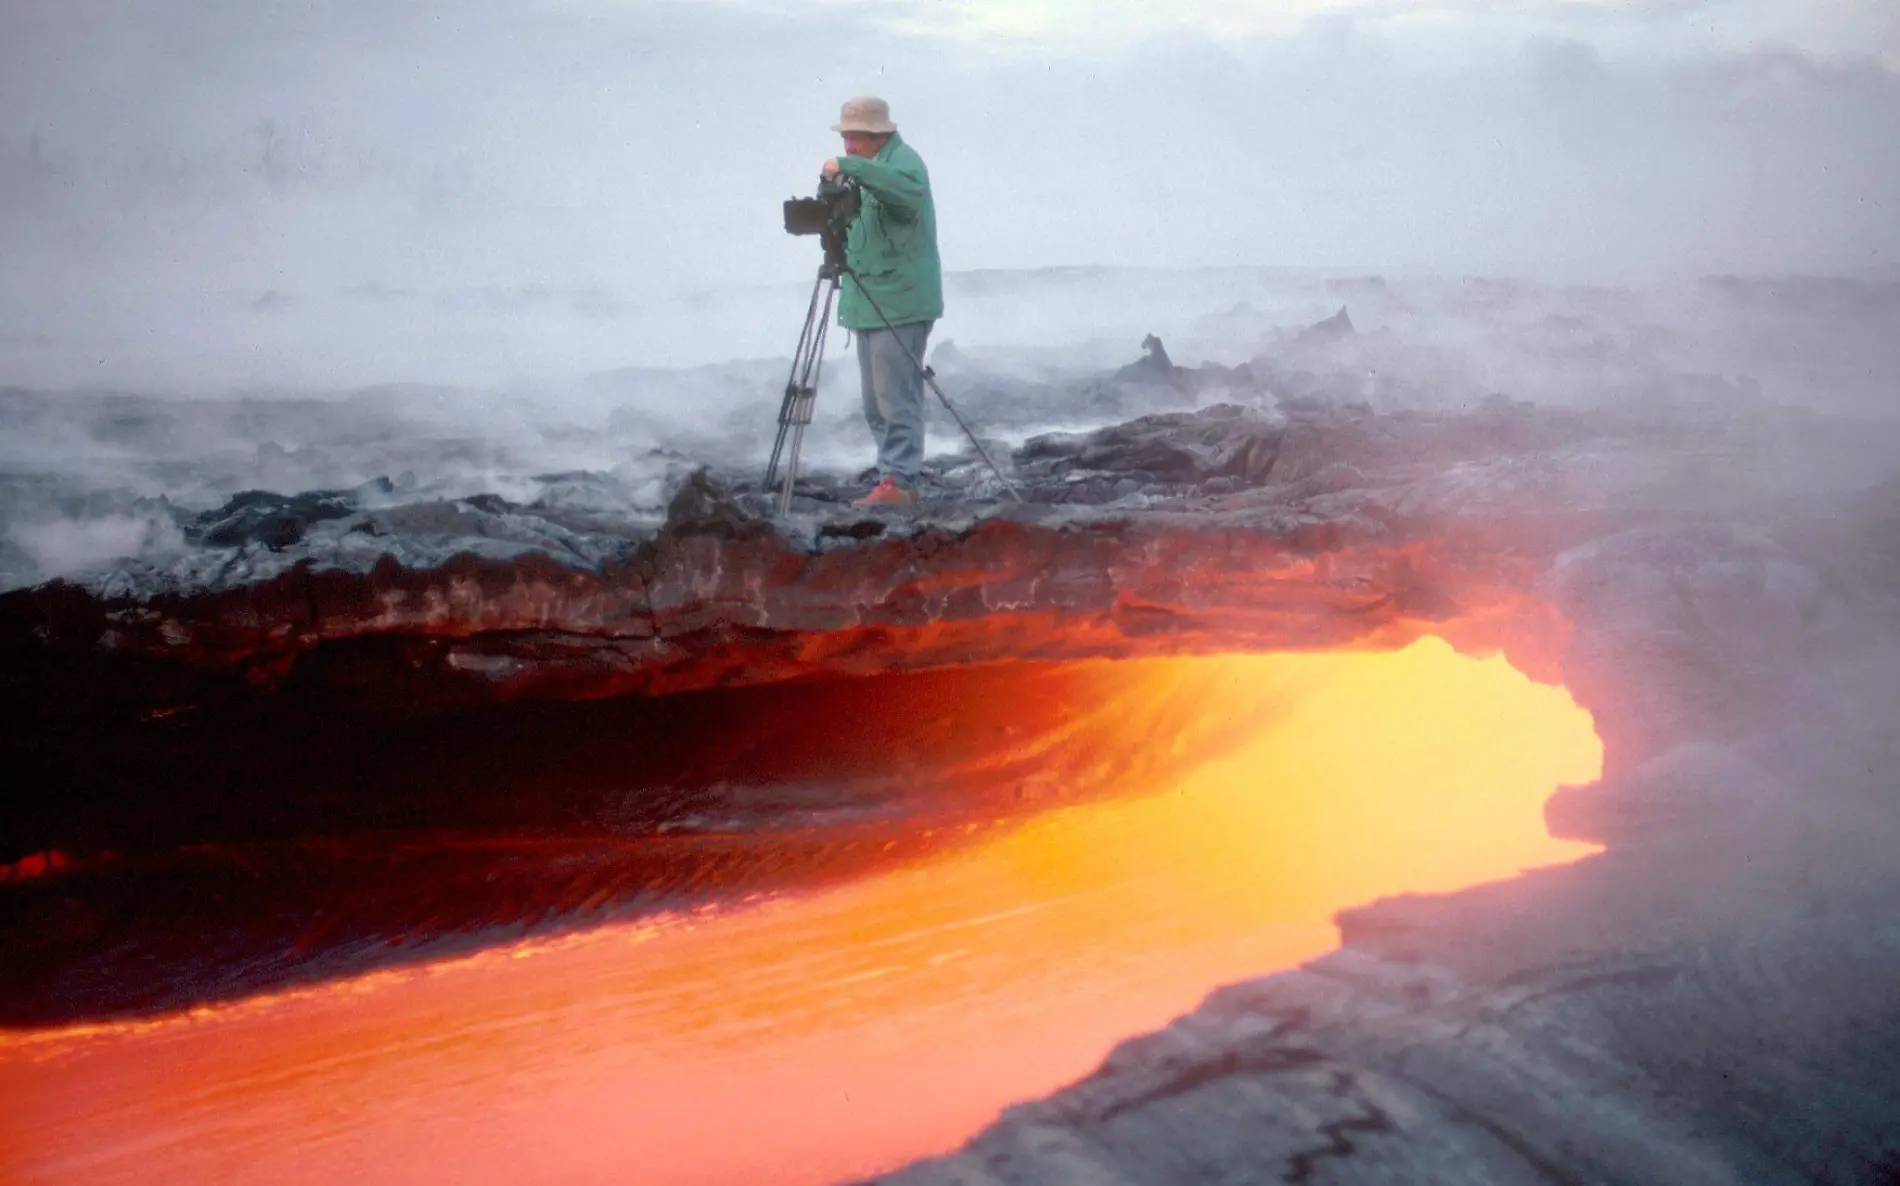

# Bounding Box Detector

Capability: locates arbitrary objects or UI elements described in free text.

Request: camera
[783,173,860,237]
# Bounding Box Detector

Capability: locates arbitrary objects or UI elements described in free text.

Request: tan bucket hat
[832,96,897,135]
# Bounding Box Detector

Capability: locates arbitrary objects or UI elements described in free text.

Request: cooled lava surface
[5,282,1900,1183]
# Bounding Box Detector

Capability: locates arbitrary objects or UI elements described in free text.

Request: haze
[3,0,1896,390]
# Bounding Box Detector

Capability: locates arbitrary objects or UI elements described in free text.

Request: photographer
[821,97,942,507]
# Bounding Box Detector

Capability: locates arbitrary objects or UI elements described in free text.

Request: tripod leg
[775,362,818,516]
[774,276,838,514]
[921,366,1022,503]
[765,273,831,488]
[833,265,1022,503]
[776,422,808,516]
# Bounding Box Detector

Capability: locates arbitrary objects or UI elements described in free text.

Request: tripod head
[818,227,847,280]
[784,173,859,278]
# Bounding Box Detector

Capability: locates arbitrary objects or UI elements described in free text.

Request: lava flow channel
[0,637,1601,1186]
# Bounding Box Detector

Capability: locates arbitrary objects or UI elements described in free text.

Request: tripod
[763,252,844,516]
[764,242,1022,515]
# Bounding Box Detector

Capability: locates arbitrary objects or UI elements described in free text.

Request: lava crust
[5,325,1900,1181]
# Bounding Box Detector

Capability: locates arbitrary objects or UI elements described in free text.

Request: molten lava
[0,638,1600,1186]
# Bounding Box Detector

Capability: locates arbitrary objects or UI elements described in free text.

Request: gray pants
[855,320,932,489]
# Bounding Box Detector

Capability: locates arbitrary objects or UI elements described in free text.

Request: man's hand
[821,157,841,178]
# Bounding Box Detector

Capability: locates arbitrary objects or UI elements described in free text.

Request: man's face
[841,131,886,158]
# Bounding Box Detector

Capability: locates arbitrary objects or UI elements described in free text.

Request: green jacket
[835,133,943,330]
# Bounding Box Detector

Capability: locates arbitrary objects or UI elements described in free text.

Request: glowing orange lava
[0,638,1601,1186]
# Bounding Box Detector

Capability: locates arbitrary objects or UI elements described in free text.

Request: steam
[6,512,187,583]
[2,263,1895,591]
[4,4,1898,391]
[2,3,1897,588]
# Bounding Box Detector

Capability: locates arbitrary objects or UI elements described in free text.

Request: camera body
[783,173,861,248]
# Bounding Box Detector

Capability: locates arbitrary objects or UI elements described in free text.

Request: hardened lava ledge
[4,343,1900,1181]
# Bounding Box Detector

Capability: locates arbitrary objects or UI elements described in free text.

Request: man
[821,96,942,507]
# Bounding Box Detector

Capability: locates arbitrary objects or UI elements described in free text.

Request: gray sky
[2,0,1897,388]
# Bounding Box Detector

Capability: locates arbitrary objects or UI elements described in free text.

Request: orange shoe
[852,476,919,507]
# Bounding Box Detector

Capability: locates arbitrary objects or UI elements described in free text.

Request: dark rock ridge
[3,326,1900,1178]
[187,480,391,551]
[0,384,1797,713]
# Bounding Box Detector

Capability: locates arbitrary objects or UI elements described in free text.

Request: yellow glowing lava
[0,638,1601,1186]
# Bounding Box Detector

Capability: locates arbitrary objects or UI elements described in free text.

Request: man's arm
[835,155,926,215]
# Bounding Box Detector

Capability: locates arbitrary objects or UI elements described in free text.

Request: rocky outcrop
[1296,304,1355,347]
[3,397,1648,714]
